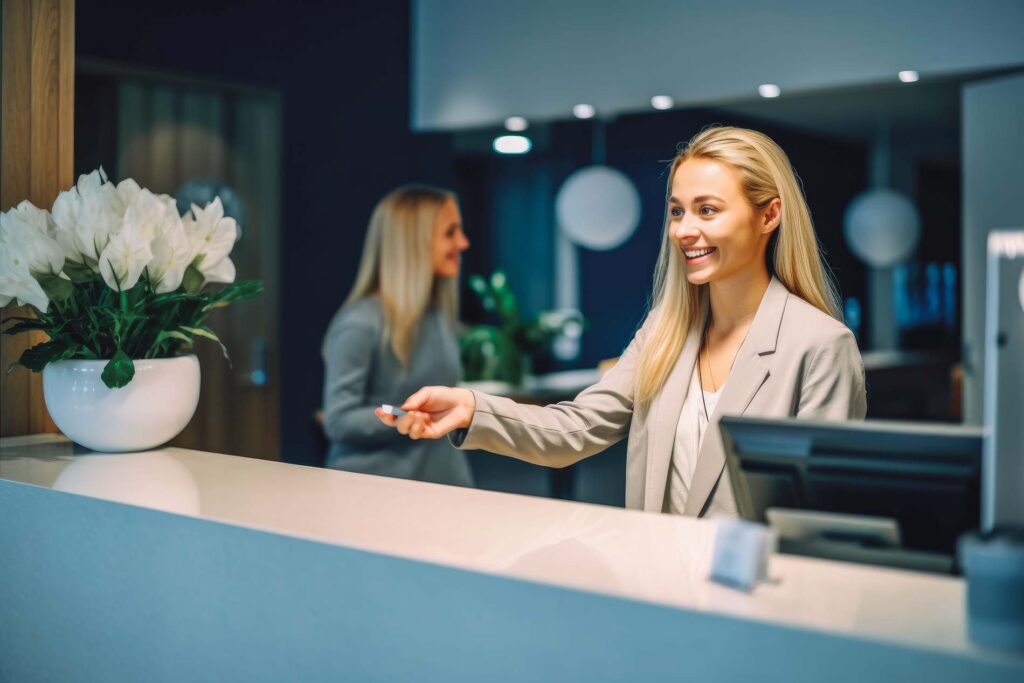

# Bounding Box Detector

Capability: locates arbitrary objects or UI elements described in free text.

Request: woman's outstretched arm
[376,320,650,468]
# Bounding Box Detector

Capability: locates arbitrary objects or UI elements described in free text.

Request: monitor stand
[766,508,956,575]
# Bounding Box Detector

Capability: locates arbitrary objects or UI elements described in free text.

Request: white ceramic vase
[42,355,201,452]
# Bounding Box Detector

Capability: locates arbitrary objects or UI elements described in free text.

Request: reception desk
[1,435,1021,682]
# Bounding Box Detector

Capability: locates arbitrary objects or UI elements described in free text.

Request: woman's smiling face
[431,197,470,278]
[668,157,779,286]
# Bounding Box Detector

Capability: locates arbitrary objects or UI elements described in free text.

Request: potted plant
[0,169,261,452]
[460,271,585,384]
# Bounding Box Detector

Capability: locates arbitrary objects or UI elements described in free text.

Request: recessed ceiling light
[572,104,596,119]
[493,135,532,155]
[504,116,529,132]
[651,95,674,110]
[758,84,781,98]
[898,70,920,83]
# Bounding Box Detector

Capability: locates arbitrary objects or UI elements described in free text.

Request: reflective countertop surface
[1,434,1017,664]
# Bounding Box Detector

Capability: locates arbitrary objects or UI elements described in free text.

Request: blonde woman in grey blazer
[323,185,474,487]
[377,127,866,516]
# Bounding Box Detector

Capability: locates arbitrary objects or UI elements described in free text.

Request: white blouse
[667,367,723,515]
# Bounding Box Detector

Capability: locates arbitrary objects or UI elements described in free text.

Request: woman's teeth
[685,247,717,259]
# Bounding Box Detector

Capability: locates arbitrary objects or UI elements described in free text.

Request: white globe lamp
[843,188,921,267]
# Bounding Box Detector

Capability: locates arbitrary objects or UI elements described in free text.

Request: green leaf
[151,292,203,306]
[468,275,487,294]
[96,285,113,307]
[468,275,496,312]
[180,325,230,363]
[62,260,96,284]
[490,271,508,291]
[210,279,263,304]
[458,324,521,383]
[101,349,135,389]
[38,274,74,302]
[496,290,519,323]
[158,330,193,345]
[18,338,67,372]
[182,264,205,295]
[147,329,193,357]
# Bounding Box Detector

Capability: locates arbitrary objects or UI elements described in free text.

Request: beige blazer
[453,277,867,517]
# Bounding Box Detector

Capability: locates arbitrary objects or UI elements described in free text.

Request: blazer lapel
[681,355,769,516]
[682,277,790,516]
[643,316,704,512]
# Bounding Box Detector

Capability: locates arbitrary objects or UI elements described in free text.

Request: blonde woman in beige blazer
[377,126,867,517]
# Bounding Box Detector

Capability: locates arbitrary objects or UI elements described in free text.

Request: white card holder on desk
[708,517,777,591]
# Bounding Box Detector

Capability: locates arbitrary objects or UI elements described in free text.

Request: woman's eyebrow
[668,194,725,204]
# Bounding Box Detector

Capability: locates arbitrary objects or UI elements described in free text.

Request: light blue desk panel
[3,479,1021,683]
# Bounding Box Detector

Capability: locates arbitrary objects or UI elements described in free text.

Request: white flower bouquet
[0,169,262,388]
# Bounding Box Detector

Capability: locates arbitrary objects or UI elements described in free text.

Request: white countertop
[1,433,1019,670]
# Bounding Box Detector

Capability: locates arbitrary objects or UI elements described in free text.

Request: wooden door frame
[1,0,74,437]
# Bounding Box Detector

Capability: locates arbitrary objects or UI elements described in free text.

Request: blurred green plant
[460,271,585,384]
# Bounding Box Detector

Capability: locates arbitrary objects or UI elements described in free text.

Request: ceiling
[707,69,1021,163]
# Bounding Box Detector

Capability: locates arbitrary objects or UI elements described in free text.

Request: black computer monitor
[719,417,984,557]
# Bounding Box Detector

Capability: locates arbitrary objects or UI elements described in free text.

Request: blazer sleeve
[796,327,867,420]
[322,316,407,448]
[449,319,650,468]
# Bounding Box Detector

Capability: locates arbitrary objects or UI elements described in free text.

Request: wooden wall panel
[1,0,74,438]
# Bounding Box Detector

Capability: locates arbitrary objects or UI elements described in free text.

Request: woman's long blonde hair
[343,185,459,367]
[634,126,842,405]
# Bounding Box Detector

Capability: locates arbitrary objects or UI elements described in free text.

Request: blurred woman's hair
[634,125,842,405]
[344,185,459,367]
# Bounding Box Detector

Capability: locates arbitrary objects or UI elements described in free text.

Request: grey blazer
[322,296,474,487]
[453,277,866,516]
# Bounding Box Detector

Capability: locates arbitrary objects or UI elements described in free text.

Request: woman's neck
[707,266,771,333]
